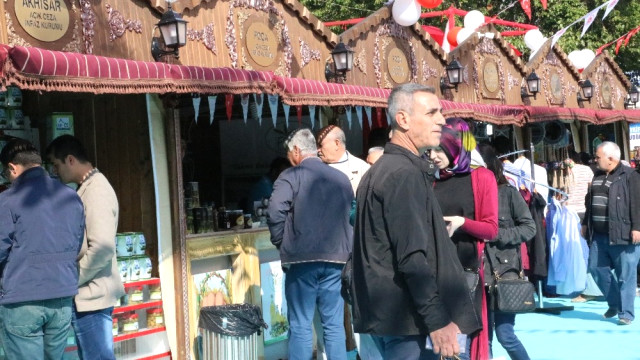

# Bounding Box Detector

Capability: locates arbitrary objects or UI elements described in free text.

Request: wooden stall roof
[446,24,527,105]
[144,0,339,46]
[339,6,446,62]
[582,51,631,89]
[526,40,581,81]
[450,24,527,76]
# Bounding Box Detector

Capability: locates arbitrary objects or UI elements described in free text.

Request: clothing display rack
[528,141,574,315]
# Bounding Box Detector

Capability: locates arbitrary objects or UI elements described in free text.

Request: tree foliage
[299,0,640,73]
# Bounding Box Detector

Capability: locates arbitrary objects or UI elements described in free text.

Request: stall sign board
[14,0,70,42]
[387,47,409,84]
[246,22,278,67]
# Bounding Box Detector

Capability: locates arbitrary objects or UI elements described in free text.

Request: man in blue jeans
[47,135,125,358]
[0,138,85,359]
[268,128,354,360]
[583,141,640,325]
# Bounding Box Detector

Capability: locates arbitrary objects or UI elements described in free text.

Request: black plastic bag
[199,304,268,337]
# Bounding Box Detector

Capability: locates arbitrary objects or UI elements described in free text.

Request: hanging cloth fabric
[545,199,588,295]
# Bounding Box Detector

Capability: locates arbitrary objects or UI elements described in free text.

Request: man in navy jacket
[0,138,85,358]
[268,128,353,360]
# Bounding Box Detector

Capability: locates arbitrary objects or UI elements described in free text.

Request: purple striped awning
[524,106,598,124]
[441,101,525,126]
[274,75,391,107]
[4,46,275,95]
[3,46,639,126]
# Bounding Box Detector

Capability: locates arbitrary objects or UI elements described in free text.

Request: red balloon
[418,0,443,9]
[447,26,462,47]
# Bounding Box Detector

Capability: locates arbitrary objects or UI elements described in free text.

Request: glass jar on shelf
[120,313,139,334]
[146,308,164,329]
[127,285,144,305]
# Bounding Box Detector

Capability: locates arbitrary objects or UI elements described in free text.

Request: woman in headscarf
[430,118,498,360]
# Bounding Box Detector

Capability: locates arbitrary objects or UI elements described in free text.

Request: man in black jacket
[582,141,640,325]
[351,83,481,359]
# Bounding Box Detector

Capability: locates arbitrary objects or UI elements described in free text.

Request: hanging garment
[528,192,548,277]
[545,198,588,295]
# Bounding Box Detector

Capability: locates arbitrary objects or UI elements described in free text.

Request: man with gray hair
[317,124,370,194]
[351,83,481,359]
[268,128,354,359]
[582,141,640,325]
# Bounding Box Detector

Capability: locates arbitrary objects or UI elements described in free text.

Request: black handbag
[486,247,536,314]
[493,273,536,313]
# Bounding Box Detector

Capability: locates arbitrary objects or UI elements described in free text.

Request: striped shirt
[591,174,612,234]
[566,164,594,215]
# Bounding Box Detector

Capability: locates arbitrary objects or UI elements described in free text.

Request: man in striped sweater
[582,141,640,325]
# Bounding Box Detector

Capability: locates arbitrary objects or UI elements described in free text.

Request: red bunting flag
[375,108,383,128]
[615,37,624,54]
[539,0,547,10]
[296,105,303,126]
[225,94,234,121]
[519,0,532,20]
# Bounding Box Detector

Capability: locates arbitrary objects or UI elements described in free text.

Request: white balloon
[580,49,596,68]
[464,10,485,30]
[457,27,474,45]
[392,0,422,27]
[524,30,544,50]
[567,50,581,68]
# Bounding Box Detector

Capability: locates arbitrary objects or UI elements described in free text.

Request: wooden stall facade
[338,6,447,95]
[0,0,345,359]
[581,51,631,111]
[447,25,528,106]
[524,41,582,109]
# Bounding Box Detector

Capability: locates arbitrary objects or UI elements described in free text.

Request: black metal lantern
[628,86,640,106]
[325,42,354,82]
[521,71,540,99]
[151,4,188,61]
[577,79,594,104]
[440,60,463,92]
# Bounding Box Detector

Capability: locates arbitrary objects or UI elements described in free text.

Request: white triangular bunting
[207,96,217,125]
[283,103,291,128]
[268,94,279,128]
[386,110,392,126]
[252,93,264,126]
[309,105,316,130]
[355,106,363,129]
[602,0,619,20]
[345,106,353,130]
[192,96,201,124]
[241,94,250,124]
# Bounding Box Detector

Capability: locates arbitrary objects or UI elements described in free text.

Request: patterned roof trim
[339,5,447,64]
[581,51,631,89]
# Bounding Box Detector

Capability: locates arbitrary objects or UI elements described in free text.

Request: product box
[0,108,8,129]
[5,87,22,108]
[47,113,74,141]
